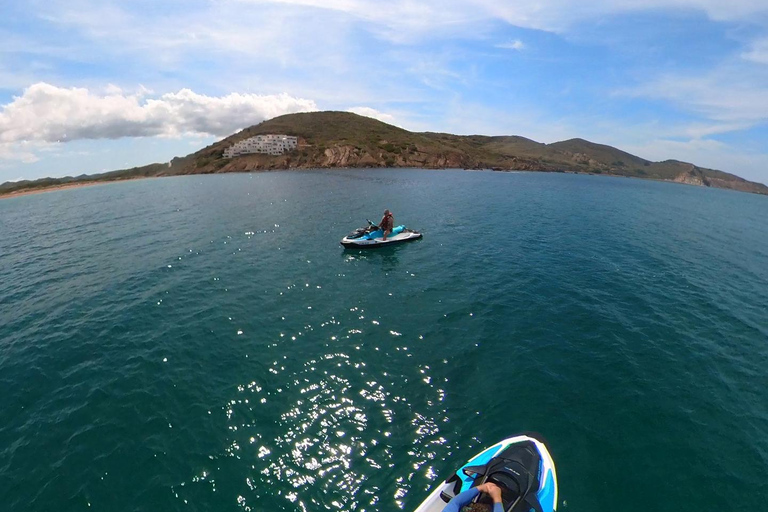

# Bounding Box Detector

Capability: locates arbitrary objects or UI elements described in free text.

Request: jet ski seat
[462,441,544,512]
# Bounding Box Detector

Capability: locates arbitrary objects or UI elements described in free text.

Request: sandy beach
[0,178,149,200]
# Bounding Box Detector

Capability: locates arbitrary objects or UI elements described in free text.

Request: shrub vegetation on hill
[3,111,767,196]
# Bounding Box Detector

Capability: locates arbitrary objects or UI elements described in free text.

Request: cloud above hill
[346,107,396,124]
[0,83,318,144]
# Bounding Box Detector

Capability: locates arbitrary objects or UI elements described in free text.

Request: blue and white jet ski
[341,220,422,248]
[413,433,558,512]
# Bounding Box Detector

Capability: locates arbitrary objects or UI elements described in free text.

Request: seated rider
[379,209,394,240]
[443,482,504,512]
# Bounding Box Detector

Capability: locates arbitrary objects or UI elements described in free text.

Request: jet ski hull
[412,433,558,512]
[341,225,423,248]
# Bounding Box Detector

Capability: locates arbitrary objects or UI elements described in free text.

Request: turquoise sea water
[1,170,767,512]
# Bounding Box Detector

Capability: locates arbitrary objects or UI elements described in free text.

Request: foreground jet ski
[413,433,558,512]
[341,220,422,248]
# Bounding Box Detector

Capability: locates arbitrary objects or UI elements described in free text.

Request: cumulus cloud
[0,83,318,144]
[347,106,396,124]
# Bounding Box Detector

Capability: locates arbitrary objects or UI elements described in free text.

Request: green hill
[2,111,767,197]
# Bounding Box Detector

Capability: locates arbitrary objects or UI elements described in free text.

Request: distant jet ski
[341,220,422,248]
[413,433,558,512]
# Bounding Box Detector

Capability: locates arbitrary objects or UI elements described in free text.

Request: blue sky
[2,0,768,184]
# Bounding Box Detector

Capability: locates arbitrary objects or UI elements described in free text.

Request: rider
[379,209,394,240]
[443,482,504,512]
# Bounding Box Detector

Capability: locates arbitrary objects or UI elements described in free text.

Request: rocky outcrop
[270,144,473,169]
[674,165,710,187]
[322,146,363,167]
[571,152,600,167]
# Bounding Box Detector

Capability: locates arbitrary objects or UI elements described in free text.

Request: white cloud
[36,0,355,69]
[238,0,486,41]
[39,0,767,58]
[484,1,768,32]
[623,137,728,163]
[0,144,41,164]
[742,37,768,64]
[346,107,396,124]
[25,1,768,120]
[238,0,768,35]
[23,0,768,74]
[677,122,753,139]
[622,67,768,126]
[0,82,318,144]
[0,137,53,165]
[496,40,525,51]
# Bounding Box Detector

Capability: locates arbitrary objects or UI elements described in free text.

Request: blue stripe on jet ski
[364,225,405,240]
[538,469,556,512]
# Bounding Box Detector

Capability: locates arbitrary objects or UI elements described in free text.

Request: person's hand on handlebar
[475,482,503,504]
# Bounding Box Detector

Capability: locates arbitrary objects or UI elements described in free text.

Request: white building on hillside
[223,134,298,158]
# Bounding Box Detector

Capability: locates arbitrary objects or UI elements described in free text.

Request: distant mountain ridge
[2,111,767,196]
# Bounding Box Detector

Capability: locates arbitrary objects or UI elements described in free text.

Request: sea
[1,169,766,512]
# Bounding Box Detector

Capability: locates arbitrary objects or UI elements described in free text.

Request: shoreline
[0,177,152,200]
[2,167,766,200]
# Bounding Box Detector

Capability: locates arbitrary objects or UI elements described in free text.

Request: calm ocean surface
[1,170,767,512]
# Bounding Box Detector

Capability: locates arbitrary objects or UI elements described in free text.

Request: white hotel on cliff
[223,135,298,158]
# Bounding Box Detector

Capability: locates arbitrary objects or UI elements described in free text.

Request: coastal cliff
[674,165,710,187]
[3,111,767,197]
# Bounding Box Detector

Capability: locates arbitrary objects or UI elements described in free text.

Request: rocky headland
[3,111,767,197]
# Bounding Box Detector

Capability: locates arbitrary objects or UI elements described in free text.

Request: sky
[1,0,768,184]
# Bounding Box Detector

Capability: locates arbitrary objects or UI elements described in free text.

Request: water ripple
[1,171,767,512]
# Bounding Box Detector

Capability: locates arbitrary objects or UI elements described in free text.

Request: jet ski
[413,433,558,512]
[340,220,422,248]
